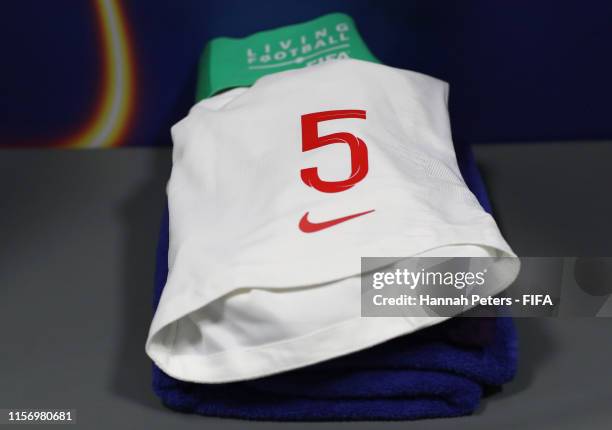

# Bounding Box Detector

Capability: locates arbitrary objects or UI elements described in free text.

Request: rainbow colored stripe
[63,0,134,148]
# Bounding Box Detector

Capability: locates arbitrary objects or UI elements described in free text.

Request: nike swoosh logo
[299,209,375,233]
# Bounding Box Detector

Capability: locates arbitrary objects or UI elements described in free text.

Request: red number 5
[300,110,368,193]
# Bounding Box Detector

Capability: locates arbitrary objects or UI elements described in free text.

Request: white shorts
[146,59,519,383]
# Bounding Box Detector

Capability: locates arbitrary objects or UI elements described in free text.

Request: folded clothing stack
[152,221,517,421]
[147,14,518,420]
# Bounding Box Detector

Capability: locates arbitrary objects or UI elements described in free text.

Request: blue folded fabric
[151,140,518,420]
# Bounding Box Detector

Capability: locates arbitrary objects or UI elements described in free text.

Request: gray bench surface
[1,142,611,429]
